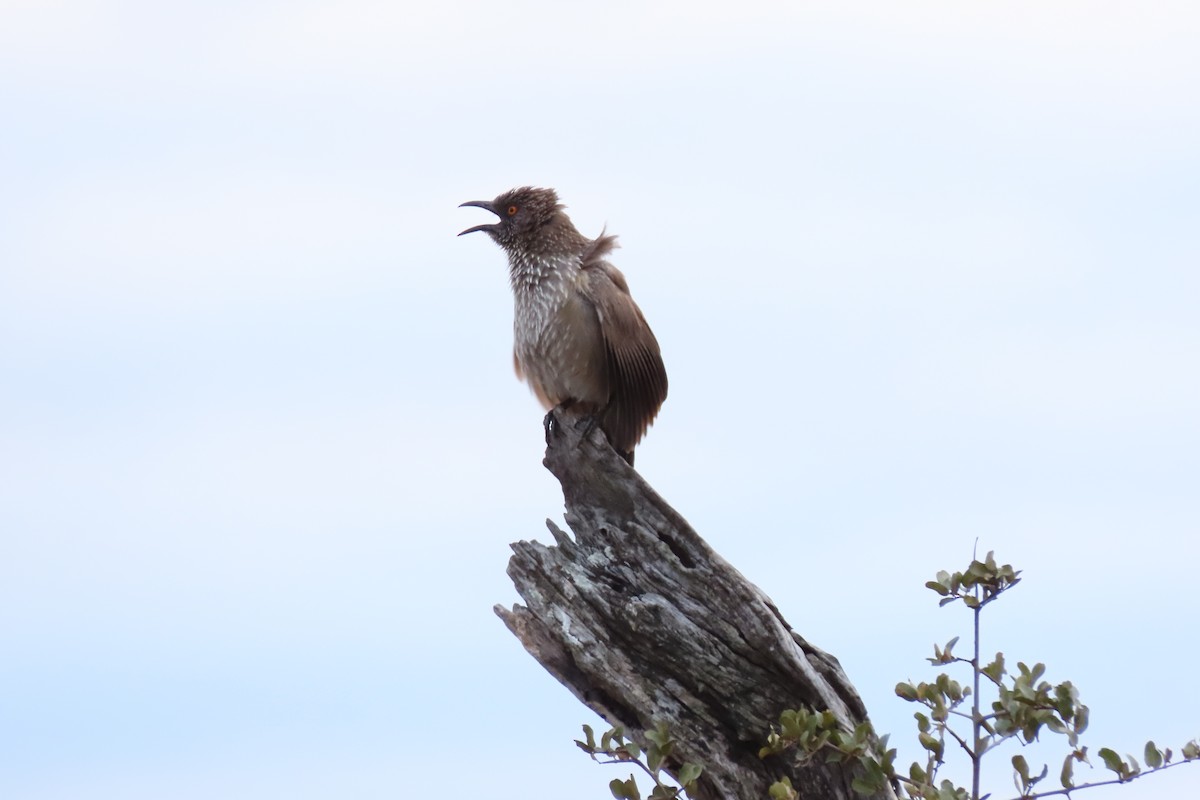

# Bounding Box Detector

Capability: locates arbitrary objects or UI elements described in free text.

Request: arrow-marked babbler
[459,187,668,465]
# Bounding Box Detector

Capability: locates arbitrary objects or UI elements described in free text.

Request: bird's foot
[545,402,631,464]
[544,402,599,445]
[574,411,599,441]
[543,402,591,443]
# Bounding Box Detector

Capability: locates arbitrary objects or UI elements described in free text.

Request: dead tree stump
[495,407,897,800]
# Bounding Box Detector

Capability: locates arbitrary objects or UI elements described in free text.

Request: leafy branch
[576,722,703,800]
[758,708,896,798]
[760,551,1198,800]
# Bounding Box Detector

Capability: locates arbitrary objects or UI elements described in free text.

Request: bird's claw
[575,412,599,440]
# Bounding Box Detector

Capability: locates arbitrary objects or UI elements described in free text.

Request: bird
[458,187,667,465]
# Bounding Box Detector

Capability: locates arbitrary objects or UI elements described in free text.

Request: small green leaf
[1074,703,1089,735]
[1098,747,1124,775]
[982,653,1006,683]
[1145,741,1163,769]
[768,777,797,800]
[677,762,703,787]
[935,778,967,800]
[610,777,640,800]
[1060,754,1075,789]
[1012,754,1030,783]
[896,682,918,701]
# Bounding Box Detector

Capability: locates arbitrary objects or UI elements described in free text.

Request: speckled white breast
[508,252,605,407]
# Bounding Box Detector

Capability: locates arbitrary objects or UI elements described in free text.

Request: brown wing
[583,259,668,456]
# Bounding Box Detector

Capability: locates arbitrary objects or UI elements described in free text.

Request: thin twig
[972,594,983,800]
[1001,758,1194,800]
[945,725,974,758]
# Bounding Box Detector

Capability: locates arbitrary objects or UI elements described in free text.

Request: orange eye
[507,205,519,216]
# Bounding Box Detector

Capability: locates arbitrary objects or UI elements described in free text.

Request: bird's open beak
[458,200,499,236]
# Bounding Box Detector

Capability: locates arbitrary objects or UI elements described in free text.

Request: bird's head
[458,187,565,250]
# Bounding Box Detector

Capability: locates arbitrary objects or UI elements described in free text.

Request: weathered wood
[495,407,897,800]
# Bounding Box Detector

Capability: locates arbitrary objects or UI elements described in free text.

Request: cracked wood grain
[495,407,897,800]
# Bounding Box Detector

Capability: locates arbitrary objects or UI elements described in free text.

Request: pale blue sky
[2,2,1198,799]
